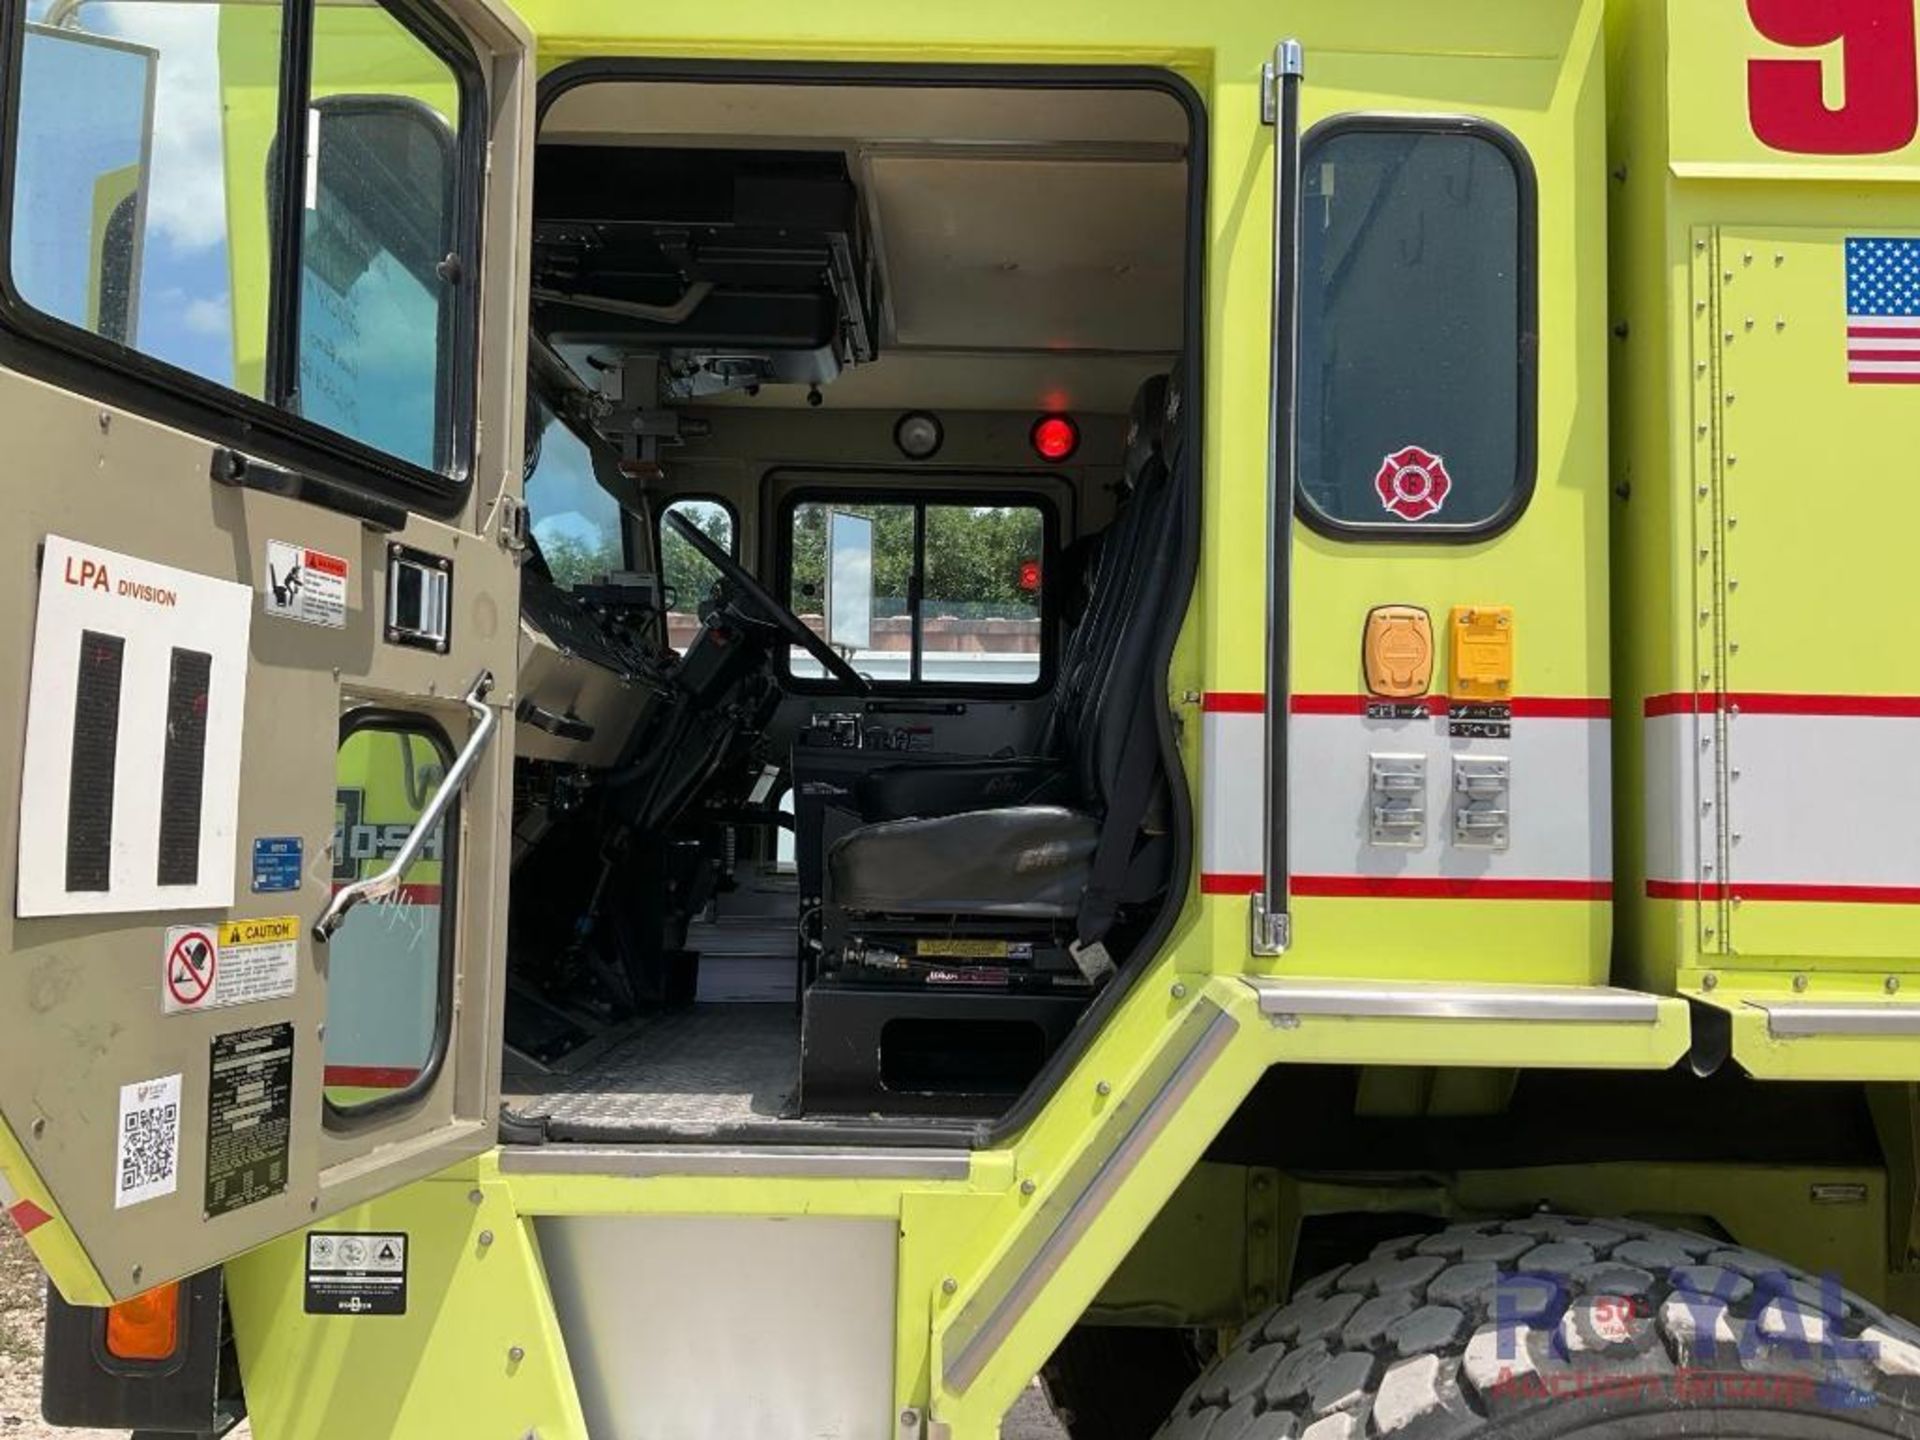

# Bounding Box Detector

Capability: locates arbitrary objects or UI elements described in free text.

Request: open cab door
[0,0,533,1303]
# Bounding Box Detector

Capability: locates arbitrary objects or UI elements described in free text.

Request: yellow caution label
[219,915,300,947]
[915,938,1010,959]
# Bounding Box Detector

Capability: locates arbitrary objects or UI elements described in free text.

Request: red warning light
[1018,559,1042,591]
[1030,414,1079,462]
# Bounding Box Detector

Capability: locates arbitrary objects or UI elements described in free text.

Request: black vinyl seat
[827,371,1186,953]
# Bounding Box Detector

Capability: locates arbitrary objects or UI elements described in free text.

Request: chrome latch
[1369,753,1427,847]
[1453,756,1511,850]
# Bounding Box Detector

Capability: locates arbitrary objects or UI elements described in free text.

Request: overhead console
[532,145,881,400]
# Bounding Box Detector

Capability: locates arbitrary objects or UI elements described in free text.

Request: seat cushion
[828,806,1097,918]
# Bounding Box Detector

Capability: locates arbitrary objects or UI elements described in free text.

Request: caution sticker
[163,916,299,1014]
[262,539,348,629]
[305,1231,408,1316]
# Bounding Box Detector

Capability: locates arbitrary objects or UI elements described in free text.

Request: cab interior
[498,72,1198,1139]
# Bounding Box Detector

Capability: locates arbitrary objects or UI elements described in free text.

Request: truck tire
[1154,1214,1920,1439]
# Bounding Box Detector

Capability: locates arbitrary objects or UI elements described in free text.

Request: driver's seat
[823,371,1187,956]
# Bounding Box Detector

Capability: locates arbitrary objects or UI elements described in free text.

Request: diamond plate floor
[509,1004,799,1135]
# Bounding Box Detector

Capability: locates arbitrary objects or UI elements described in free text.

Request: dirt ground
[0,1219,1061,1440]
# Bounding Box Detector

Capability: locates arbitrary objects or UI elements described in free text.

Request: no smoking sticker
[163,917,299,1014]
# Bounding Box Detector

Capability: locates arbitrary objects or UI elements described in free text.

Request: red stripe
[1848,322,1920,336]
[1645,692,1920,718]
[1199,871,1263,895]
[1850,348,1920,361]
[1645,879,1700,900]
[1850,372,1920,384]
[323,1065,422,1088]
[1287,694,1608,718]
[1291,875,1612,901]
[1202,692,1265,713]
[9,1200,51,1236]
[1650,878,1920,905]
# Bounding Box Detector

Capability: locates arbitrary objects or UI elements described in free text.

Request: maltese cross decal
[1374,445,1452,522]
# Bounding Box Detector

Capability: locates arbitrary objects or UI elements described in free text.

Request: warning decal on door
[205,1022,292,1217]
[262,540,348,629]
[163,916,298,1014]
[305,1231,408,1316]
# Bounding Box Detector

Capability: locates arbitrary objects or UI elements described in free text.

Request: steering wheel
[664,508,873,695]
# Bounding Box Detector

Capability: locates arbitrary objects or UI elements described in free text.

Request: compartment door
[1712,225,1920,967]
[0,0,534,1303]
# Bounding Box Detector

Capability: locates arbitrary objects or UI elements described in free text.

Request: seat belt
[1070,695,1166,981]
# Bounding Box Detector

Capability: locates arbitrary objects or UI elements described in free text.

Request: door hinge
[1250,892,1291,956]
[1261,39,1305,125]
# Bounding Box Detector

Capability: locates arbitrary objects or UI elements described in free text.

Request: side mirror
[824,510,874,655]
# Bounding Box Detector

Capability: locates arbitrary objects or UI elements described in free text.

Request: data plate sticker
[164,916,299,1014]
[251,836,303,893]
[205,1022,293,1217]
[114,1072,182,1210]
[305,1232,408,1316]
[262,540,347,629]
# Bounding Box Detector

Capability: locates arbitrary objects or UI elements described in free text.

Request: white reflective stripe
[1846,359,1920,374]
[1288,713,1610,883]
[1200,708,1263,883]
[1200,701,1610,887]
[1848,314,1920,330]
[1643,711,1704,890]
[1729,714,1920,888]
[1847,336,1920,352]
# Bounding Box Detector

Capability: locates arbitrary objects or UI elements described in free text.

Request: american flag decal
[1846,237,1920,384]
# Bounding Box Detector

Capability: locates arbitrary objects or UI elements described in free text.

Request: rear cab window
[783,494,1048,689]
[1296,117,1537,537]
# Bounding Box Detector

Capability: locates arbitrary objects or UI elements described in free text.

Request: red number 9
[1748,0,1919,154]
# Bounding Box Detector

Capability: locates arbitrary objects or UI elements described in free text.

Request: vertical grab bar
[1253,40,1305,956]
[313,670,497,944]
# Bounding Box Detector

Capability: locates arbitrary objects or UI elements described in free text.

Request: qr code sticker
[114,1073,182,1210]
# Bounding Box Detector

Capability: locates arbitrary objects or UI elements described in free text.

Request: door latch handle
[313,670,497,944]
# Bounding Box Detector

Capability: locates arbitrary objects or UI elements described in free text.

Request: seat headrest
[1122,373,1172,487]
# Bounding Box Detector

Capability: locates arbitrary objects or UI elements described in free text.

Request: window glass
[661,498,735,650]
[3,0,480,485]
[789,501,913,682]
[1297,125,1528,531]
[9,3,285,393]
[786,499,1045,687]
[923,505,1044,684]
[298,8,463,470]
[326,720,453,1116]
[525,403,622,587]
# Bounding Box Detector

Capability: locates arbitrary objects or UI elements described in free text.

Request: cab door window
[1,0,483,502]
[326,716,456,1120]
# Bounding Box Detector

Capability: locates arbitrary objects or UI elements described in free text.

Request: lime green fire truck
[4,0,1920,1436]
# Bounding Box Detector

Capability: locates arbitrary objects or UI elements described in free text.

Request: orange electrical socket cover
[1362,606,1433,697]
[1449,605,1514,700]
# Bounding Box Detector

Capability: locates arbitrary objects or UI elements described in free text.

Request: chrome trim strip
[497,1145,972,1181]
[944,1003,1238,1394]
[1248,977,1662,1025]
[1751,1000,1920,1039]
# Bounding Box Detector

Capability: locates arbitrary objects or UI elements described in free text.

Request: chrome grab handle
[313,670,497,944]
